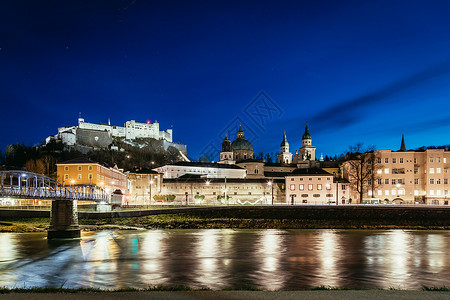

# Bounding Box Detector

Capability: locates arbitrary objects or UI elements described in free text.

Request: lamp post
[268,180,273,205]
[149,179,154,209]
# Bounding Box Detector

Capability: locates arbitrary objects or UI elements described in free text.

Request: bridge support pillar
[48,200,80,239]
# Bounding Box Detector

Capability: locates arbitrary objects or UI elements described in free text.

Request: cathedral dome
[231,138,254,151]
[302,124,311,140]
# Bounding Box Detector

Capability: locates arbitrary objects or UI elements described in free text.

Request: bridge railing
[0,171,110,202]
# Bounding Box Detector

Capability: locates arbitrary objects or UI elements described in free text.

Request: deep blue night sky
[1,0,450,160]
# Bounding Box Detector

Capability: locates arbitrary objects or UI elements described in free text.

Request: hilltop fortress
[46,118,186,153]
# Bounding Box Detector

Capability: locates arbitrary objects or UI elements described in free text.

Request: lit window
[290,184,295,191]
[437,168,441,174]
[398,190,405,195]
[437,190,442,196]
[368,190,373,196]
[299,184,304,190]
[385,168,389,174]
[444,158,447,163]
[326,184,331,190]
[445,190,449,195]
[385,190,389,196]
[414,190,419,196]
[308,184,313,190]
[392,190,396,195]
[317,184,322,190]
[377,169,382,174]
[378,190,382,196]
[429,190,434,196]
[430,168,435,174]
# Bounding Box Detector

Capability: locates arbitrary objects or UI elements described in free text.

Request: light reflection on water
[0,229,450,290]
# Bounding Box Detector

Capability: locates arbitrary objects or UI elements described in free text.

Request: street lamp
[268,180,274,205]
[149,179,154,208]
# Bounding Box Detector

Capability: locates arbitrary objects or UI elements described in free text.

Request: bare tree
[343,143,381,204]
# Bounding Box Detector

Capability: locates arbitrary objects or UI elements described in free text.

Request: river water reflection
[0,229,449,290]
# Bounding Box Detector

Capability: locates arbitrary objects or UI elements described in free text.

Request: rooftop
[165,161,244,170]
[289,167,332,176]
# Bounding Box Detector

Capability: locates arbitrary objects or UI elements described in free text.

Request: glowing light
[206,180,210,185]
[268,181,273,186]
[71,180,75,184]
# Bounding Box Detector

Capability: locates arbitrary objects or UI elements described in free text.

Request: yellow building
[56,157,128,196]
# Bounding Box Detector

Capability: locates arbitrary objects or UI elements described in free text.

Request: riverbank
[0,289,449,300]
[2,207,450,233]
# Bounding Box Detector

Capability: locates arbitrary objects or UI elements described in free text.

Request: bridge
[0,171,109,202]
[0,171,111,239]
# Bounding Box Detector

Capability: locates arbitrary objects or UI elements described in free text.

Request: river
[0,229,449,290]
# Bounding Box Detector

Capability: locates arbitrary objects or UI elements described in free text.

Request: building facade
[127,168,162,205]
[56,157,128,197]
[285,168,350,205]
[154,161,247,179]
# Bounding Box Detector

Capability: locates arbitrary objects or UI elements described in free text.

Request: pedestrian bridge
[0,171,109,202]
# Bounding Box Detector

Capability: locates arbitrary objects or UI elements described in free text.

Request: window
[445,190,449,195]
[317,184,322,190]
[400,158,403,163]
[368,179,372,185]
[313,194,320,198]
[378,190,382,196]
[309,178,312,181]
[392,190,396,195]
[342,185,346,190]
[414,190,419,196]
[326,194,333,197]
[430,179,435,184]
[444,158,447,163]
[437,179,441,184]
[385,190,389,196]
[437,190,442,196]
[78,166,82,171]
[290,184,295,191]
[437,168,441,174]
[326,184,331,190]
[299,184,304,190]
[385,158,389,163]
[301,194,308,198]
[64,174,69,180]
[385,179,389,184]
[378,179,382,185]
[377,169,382,174]
[414,158,417,163]
[300,178,303,181]
[430,158,434,163]
[88,165,93,171]
[385,168,389,174]
[88,174,93,180]
[398,190,405,195]
[308,184,313,190]
[392,179,396,185]
[78,174,82,179]
[414,168,418,174]
[291,178,294,181]
[302,200,308,203]
[445,179,448,185]
[368,190,373,196]
[437,157,441,163]
[392,158,396,163]
[429,190,434,196]
[430,168,435,174]
[64,166,69,171]
[377,158,381,164]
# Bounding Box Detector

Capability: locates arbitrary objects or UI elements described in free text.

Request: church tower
[277,131,292,164]
[399,132,406,151]
[219,134,235,164]
[293,124,316,163]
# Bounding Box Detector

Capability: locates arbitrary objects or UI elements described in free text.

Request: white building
[154,162,247,179]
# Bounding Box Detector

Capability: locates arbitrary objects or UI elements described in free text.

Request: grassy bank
[2,208,450,233]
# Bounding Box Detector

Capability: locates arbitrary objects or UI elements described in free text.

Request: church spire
[400,132,406,151]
